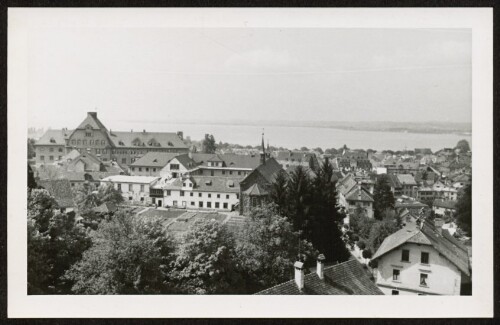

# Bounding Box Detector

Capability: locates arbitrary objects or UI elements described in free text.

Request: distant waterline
[115,122,471,152]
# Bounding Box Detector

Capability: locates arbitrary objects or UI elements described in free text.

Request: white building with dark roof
[371,218,471,295]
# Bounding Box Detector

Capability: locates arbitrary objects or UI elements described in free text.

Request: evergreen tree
[270,170,289,216]
[455,183,472,236]
[286,165,311,232]
[373,174,395,220]
[202,134,217,154]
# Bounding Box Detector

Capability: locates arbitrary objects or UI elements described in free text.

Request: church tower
[260,132,266,165]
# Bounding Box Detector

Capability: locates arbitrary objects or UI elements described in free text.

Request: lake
[118,122,471,152]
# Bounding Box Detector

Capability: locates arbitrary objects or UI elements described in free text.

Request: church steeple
[260,131,266,165]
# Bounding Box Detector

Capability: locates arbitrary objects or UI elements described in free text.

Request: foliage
[357,241,366,250]
[171,219,243,294]
[373,174,395,220]
[202,134,217,154]
[269,171,289,216]
[74,183,123,213]
[455,183,472,236]
[362,249,373,259]
[313,147,324,154]
[65,210,176,294]
[455,139,471,153]
[368,217,399,252]
[28,189,91,294]
[28,138,36,159]
[286,165,311,232]
[349,212,376,240]
[235,204,317,293]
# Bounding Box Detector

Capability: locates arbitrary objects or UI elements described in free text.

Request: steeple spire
[260,129,266,165]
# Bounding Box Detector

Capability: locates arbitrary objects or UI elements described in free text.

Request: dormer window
[118,141,124,146]
[168,141,173,146]
[49,137,56,143]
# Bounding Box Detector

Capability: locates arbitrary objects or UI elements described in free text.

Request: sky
[26,27,472,129]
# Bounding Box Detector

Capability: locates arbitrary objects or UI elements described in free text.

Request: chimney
[294,261,304,290]
[177,131,184,140]
[88,112,97,118]
[143,129,146,133]
[316,254,326,279]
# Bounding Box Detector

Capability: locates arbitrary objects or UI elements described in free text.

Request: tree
[308,158,350,262]
[28,164,38,190]
[362,249,372,259]
[455,139,471,153]
[455,183,472,236]
[313,147,324,154]
[368,217,399,252]
[65,210,176,294]
[28,189,91,294]
[300,146,309,151]
[235,204,317,293]
[286,165,311,232]
[373,174,395,220]
[75,182,123,214]
[97,183,124,205]
[202,134,217,154]
[28,138,36,159]
[170,219,243,294]
[270,171,289,215]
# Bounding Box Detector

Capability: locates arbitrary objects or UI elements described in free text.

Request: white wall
[106,181,152,204]
[375,242,462,295]
[160,158,190,178]
[161,189,239,211]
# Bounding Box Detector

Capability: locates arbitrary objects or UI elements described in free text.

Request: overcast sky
[26,28,471,129]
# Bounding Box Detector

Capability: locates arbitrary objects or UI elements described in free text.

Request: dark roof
[345,186,374,202]
[243,183,267,196]
[109,131,187,149]
[130,152,180,167]
[191,176,241,193]
[219,153,261,169]
[75,112,108,131]
[372,220,470,276]
[386,174,402,188]
[254,158,283,183]
[35,129,71,146]
[256,259,383,295]
[337,174,357,196]
[37,179,76,208]
[34,165,121,182]
[432,200,457,210]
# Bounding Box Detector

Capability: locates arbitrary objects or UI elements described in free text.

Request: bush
[351,234,359,242]
[362,249,373,259]
[357,240,366,250]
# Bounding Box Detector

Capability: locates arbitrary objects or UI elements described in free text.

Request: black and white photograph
[7,7,493,318]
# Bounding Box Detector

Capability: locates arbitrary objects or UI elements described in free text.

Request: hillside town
[27,112,472,296]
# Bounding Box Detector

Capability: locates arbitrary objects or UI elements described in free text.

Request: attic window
[153,159,158,163]
[205,180,212,186]
[168,141,174,146]
[49,138,56,143]
[227,180,234,187]
[118,141,124,146]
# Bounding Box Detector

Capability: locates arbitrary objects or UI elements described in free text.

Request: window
[189,183,193,187]
[173,201,177,206]
[101,140,105,145]
[77,140,81,145]
[420,273,428,287]
[90,140,94,145]
[222,171,226,175]
[146,168,149,172]
[217,194,220,198]
[58,148,63,152]
[85,132,92,137]
[199,201,203,208]
[236,194,239,199]
[211,170,214,176]
[215,202,220,208]
[140,185,144,192]
[199,193,202,197]
[207,202,212,208]
[191,202,195,206]
[140,197,144,202]
[166,190,171,196]
[72,140,76,145]
[238,171,241,175]
[183,183,186,187]
[392,290,399,295]
[421,252,429,264]
[117,184,121,191]
[139,167,142,172]
[122,158,126,164]
[49,147,54,152]
[402,249,410,262]
[190,193,194,197]
[226,194,230,199]
[153,168,156,172]
[208,194,211,198]
[49,156,54,161]
[170,163,180,170]
[58,156,62,160]
[128,184,132,191]
[223,203,228,209]
[128,196,132,201]
[229,171,233,175]
[180,191,185,197]
[393,269,400,281]
[40,155,44,161]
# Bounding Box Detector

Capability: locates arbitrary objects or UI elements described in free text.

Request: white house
[371,219,471,295]
[101,175,159,205]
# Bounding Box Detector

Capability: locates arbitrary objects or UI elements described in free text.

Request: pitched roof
[108,131,187,149]
[191,176,241,193]
[243,183,267,196]
[130,152,180,167]
[337,174,357,196]
[61,149,81,161]
[101,175,159,184]
[219,153,261,169]
[174,154,198,169]
[345,186,374,202]
[372,220,470,276]
[93,202,117,214]
[433,200,457,210]
[34,165,121,182]
[256,259,383,295]
[254,158,283,183]
[37,179,76,208]
[35,129,72,146]
[396,174,417,186]
[386,174,402,188]
[75,112,108,131]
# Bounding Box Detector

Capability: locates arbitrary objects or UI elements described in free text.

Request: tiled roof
[433,200,457,210]
[386,174,402,188]
[61,149,81,161]
[34,165,120,182]
[108,131,187,149]
[345,186,374,202]
[254,158,283,183]
[337,174,357,196]
[174,154,198,169]
[220,153,261,169]
[191,176,242,193]
[101,175,159,184]
[243,183,267,196]
[396,174,417,186]
[256,259,383,295]
[37,179,76,208]
[67,151,103,171]
[35,129,72,146]
[130,152,180,167]
[75,112,108,131]
[372,220,470,276]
